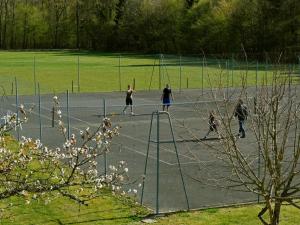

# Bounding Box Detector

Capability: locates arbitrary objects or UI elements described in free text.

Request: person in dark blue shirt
[161,84,173,111]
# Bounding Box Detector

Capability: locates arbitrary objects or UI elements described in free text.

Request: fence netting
[0,52,299,96]
[3,90,271,213]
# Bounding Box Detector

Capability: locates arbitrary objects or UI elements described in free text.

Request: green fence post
[186,77,189,89]
[265,58,268,86]
[67,90,70,140]
[288,64,292,91]
[33,56,37,96]
[179,55,182,93]
[202,57,204,95]
[166,112,190,210]
[298,56,300,75]
[159,54,162,90]
[103,99,107,176]
[140,113,155,205]
[133,77,136,90]
[231,54,234,87]
[11,81,14,95]
[52,106,55,128]
[77,56,80,92]
[156,111,160,214]
[38,83,42,141]
[15,77,20,141]
[119,55,121,91]
[226,60,229,99]
[256,61,258,94]
[297,56,300,84]
[257,113,261,204]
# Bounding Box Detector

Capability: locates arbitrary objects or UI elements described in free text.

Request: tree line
[0,0,299,54]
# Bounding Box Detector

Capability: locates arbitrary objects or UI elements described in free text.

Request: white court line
[117,144,219,166]
[179,160,218,166]
[27,106,188,165]
[18,104,199,164]
[37,105,201,161]
[117,145,173,166]
[26,106,176,165]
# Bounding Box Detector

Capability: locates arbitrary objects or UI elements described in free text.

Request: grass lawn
[0,193,148,225]
[151,205,300,225]
[1,198,299,225]
[0,50,294,96]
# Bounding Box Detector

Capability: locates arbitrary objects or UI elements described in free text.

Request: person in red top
[122,85,134,115]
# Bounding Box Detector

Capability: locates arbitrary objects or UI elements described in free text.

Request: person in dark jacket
[234,99,248,138]
[161,84,173,111]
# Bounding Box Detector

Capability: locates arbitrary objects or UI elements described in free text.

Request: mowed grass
[0,194,148,225]
[0,50,290,96]
[1,198,299,225]
[153,204,299,225]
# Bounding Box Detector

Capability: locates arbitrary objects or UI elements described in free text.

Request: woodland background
[0,0,299,55]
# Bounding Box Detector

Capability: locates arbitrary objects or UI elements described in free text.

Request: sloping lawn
[0,194,148,225]
[2,199,299,225]
[152,205,299,225]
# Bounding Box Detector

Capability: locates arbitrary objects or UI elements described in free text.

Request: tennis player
[161,84,173,111]
[122,84,134,115]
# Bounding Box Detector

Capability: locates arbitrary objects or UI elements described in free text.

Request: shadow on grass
[59,215,142,225]
[24,207,145,225]
[52,51,269,71]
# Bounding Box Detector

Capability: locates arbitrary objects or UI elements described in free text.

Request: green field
[154,205,299,225]
[0,194,148,225]
[0,51,298,95]
[1,196,299,225]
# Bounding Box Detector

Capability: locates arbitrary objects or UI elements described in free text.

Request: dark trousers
[239,120,245,138]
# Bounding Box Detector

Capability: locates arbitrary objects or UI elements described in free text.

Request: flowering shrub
[0,96,129,210]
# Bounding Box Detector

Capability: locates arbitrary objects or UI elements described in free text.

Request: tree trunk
[2,0,8,49]
[54,23,58,48]
[22,0,28,49]
[0,0,3,48]
[9,0,16,49]
[271,201,281,225]
[76,0,80,49]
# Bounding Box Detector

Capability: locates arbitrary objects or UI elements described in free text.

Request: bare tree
[169,57,299,224]
[210,75,300,225]
[46,0,68,48]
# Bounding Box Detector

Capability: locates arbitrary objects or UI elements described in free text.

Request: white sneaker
[131,112,135,116]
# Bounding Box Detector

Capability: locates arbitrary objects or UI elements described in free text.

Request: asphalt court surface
[2,86,299,212]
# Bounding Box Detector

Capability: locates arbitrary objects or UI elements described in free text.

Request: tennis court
[2,86,299,213]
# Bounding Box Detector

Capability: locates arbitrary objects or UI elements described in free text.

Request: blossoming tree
[0,96,128,211]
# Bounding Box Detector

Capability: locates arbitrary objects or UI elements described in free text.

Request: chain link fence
[0,51,299,96]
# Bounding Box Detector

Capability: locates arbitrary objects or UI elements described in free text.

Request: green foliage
[0,0,299,53]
